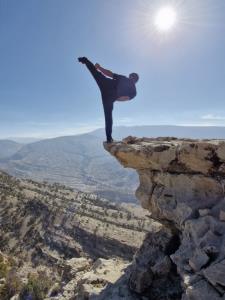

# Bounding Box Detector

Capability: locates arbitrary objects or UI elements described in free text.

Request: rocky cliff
[104,137,225,300]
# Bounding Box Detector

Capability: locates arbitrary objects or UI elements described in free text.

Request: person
[78,57,139,143]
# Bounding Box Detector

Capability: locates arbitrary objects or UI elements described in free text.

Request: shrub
[0,269,22,300]
[0,254,16,278]
[19,271,52,300]
[0,256,8,279]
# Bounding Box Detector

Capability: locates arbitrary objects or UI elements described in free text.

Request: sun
[154,6,177,32]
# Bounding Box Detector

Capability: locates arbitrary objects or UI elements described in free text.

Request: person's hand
[95,63,100,69]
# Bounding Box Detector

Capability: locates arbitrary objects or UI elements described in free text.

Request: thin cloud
[201,114,225,121]
[116,117,134,125]
[0,121,103,139]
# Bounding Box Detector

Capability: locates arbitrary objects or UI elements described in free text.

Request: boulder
[189,249,209,272]
[220,210,225,222]
[203,259,225,289]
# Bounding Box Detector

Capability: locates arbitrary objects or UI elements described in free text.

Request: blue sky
[0,0,225,138]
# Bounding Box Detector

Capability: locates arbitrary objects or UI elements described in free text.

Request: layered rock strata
[104,137,225,300]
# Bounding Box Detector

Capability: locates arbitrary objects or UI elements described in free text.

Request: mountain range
[0,125,225,203]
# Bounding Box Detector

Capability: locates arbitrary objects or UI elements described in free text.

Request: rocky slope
[104,136,225,300]
[0,170,157,299]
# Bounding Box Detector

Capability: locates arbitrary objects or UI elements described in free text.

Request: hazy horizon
[1,124,225,142]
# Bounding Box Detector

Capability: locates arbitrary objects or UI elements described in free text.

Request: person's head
[129,73,139,83]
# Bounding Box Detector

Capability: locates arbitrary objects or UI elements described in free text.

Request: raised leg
[81,58,106,91]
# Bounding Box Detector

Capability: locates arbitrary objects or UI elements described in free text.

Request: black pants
[84,59,116,141]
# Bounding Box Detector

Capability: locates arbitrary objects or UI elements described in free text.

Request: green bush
[0,254,16,279]
[0,257,8,279]
[19,272,52,300]
[0,269,22,300]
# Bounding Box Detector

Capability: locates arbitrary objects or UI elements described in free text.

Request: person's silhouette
[78,57,139,143]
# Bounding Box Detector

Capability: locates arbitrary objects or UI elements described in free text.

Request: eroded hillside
[0,171,157,299]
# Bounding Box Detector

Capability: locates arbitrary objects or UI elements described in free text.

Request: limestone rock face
[73,258,130,299]
[104,137,225,300]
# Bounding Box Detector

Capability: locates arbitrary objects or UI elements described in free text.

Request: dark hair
[129,73,139,83]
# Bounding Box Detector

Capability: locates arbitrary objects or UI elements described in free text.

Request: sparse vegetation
[19,272,52,300]
[0,170,154,299]
[0,255,9,279]
[0,270,22,300]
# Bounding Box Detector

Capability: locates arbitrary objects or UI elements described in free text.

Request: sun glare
[154,6,177,32]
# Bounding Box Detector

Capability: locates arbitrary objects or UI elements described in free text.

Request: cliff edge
[104,136,225,300]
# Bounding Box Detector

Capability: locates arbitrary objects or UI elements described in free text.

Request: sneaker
[106,138,114,144]
[78,57,88,64]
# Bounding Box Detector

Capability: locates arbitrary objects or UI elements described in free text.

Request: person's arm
[95,63,113,78]
[116,96,130,101]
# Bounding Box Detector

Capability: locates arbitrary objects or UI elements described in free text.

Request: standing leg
[102,99,114,142]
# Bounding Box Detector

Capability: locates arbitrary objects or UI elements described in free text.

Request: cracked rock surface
[104,137,225,300]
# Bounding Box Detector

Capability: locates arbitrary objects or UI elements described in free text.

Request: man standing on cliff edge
[78,57,139,143]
